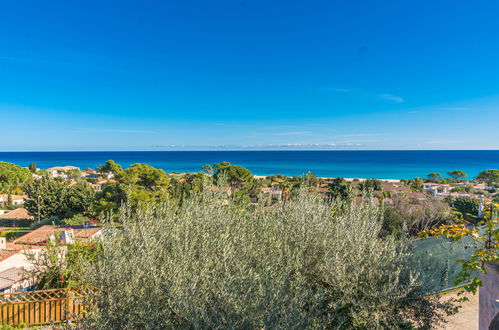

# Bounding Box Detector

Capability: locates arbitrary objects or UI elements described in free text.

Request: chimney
[60,229,74,244]
[0,237,6,250]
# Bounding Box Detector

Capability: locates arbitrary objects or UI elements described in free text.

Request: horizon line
[1,149,499,152]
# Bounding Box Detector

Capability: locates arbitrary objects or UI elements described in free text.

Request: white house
[0,195,26,206]
[0,238,41,293]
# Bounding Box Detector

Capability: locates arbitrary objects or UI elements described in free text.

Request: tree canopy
[114,163,170,207]
[476,169,499,185]
[117,163,169,189]
[0,162,32,193]
[359,178,382,192]
[427,173,442,179]
[447,170,467,180]
[214,162,253,186]
[328,177,354,201]
[450,196,481,217]
[98,160,123,175]
[24,177,95,220]
[82,189,449,329]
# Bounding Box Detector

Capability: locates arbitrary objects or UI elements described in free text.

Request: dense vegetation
[79,188,449,329]
[13,160,499,327]
[0,161,31,194]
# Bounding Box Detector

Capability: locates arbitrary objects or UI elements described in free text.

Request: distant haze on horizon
[1,1,499,151]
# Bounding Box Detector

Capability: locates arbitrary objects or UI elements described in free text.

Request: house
[80,170,100,178]
[13,225,102,246]
[422,183,451,196]
[0,208,34,221]
[90,183,103,191]
[47,166,80,173]
[0,195,27,206]
[0,238,41,293]
[47,166,80,179]
[261,187,283,197]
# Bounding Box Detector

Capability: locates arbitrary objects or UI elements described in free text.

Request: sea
[1,150,499,180]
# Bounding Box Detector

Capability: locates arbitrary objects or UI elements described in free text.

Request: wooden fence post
[66,290,73,322]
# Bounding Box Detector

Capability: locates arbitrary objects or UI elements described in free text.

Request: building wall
[479,263,499,330]
[0,249,42,273]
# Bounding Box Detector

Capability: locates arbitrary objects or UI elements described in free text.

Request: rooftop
[0,208,33,220]
[13,225,102,245]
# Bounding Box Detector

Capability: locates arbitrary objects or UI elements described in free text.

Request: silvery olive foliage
[82,187,448,329]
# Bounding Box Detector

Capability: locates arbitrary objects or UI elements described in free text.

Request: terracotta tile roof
[0,195,26,201]
[13,225,102,245]
[0,208,33,220]
[48,166,80,171]
[74,227,102,239]
[12,225,56,245]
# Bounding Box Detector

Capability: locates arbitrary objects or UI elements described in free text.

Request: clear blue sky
[1,0,498,150]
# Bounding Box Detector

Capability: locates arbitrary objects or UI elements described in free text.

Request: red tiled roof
[13,225,102,245]
[74,227,102,239]
[0,208,33,220]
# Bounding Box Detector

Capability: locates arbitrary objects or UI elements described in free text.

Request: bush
[0,227,30,241]
[450,196,481,217]
[381,195,454,237]
[29,216,62,230]
[63,214,88,226]
[82,189,449,329]
[0,219,33,228]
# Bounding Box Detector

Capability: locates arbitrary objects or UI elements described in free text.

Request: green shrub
[0,219,33,228]
[0,227,30,241]
[29,216,62,230]
[82,189,449,329]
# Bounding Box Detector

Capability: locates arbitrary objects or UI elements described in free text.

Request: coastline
[253,175,401,182]
[1,150,498,180]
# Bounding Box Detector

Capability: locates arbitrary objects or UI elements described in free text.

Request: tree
[381,194,454,237]
[24,176,65,220]
[92,183,127,218]
[450,196,481,217]
[116,163,170,207]
[61,180,95,218]
[201,164,213,175]
[359,178,382,191]
[117,163,169,189]
[328,177,355,201]
[64,214,89,226]
[0,162,31,193]
[410,177,425,191]
[98,160,123,177]
[24,239,101,290]
[83,190,449,329]
[67,169,81,181]
[24,177,95,220]
[448,170,467,180]
[427,173,442,180]
[213,162,253,187]
[476,169,499,185]
[29,162,37,173]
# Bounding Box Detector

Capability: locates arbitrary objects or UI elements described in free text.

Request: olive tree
[82,189,449,329]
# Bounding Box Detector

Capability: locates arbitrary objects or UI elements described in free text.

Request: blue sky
[0,0,498,150]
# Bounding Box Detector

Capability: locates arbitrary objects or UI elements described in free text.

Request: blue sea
[1,151,498,179]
